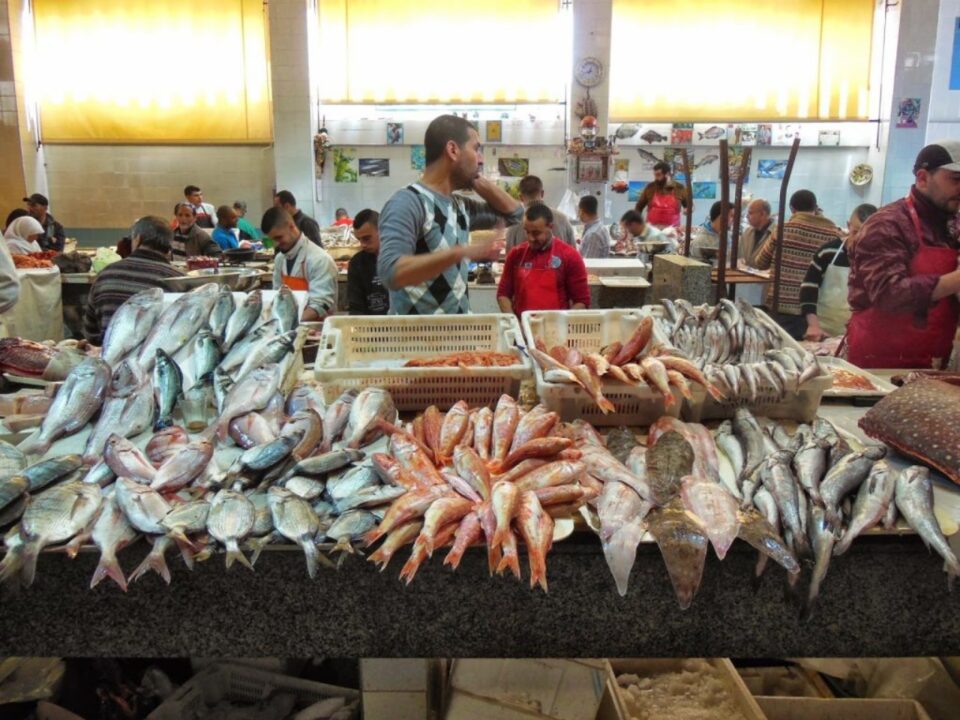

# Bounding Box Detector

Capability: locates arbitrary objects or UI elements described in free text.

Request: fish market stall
[0,297,959,659]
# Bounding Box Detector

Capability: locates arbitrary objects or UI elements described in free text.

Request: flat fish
[680,474,740,560]
[645,499,709,610]
[597,480,650,596]
[646,431,695,505]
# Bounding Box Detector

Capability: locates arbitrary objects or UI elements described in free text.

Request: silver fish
[104,435,156,484]
[806,505,836,619]
[214,364,282,442]
[101,287,165,366]
[229,412,277,449]
[84,360,154,463]
[234,330,297,383]
[0,440,26,481]
[732,408,766,478]
[137,284,218,371]
[820,446,886,527]
[207,489,256,570]
[115,477,170,534]
[793,437,830,506]
[17,454,84,492]
[223,290,263,351]
[268,486,327,577]
[271,285,300,334]
[736,507,799,575]
[834,461,896,556]
[150,439,214,493]
[19,481,102,586]
[320,388,360,452]
[285,384,325,417]
[761,450,810,558]
[325,509,377,554]
[219,319,279,375]
[248,491,273,536]
[343,388,396,449]
[128,536,175,585]
[89,490,137,591]
[289,448,365,478]
[238,435,295,474]
[160,498,210,551]
[189,329,222,390]
[335,485,406,513]
[152,349,182,431]
[209,288,235,341]
[326,464,379,503]
[0,475,28,514]
[282,475,326,501]
[19,357,111,457]
[895,466,960,581]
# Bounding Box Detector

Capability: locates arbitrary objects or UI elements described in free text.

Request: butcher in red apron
[497,204,590,317]
[635,161,687,229]
[846,141,960,369]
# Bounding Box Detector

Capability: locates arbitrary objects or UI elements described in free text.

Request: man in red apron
[497,203,590,317]
[846,141,960,369]
[634,161,688,229]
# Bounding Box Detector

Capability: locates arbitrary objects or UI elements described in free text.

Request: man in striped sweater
[754,190,843,339]
[83,216,183,345]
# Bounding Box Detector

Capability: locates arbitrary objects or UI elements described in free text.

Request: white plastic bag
[557,188,579,219]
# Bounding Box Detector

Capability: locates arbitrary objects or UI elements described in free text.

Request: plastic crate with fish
[520,309,681,426]
[314,314,533,411]
[642,303,833,422]
[148,663,359,720]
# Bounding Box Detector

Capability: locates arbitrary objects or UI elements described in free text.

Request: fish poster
[818,130,841,147]
[359,158,390,177]
[773,124,800,146]
[638,125,671,145]
[386,123,404,145]
[497,179,522,201]
[664,148,694,180]
[757,159,787,179]
[694,124,726,143]
[333,148,358,183]
[896,98,922,128]
[671,123,693,144]
[727,146,750,183]
[498,157,529,178]
[757,124,773,146]
[735,124,758,146]
[614,158,630,174]
[635,147,662,171]
[692,182,717,199]
[486,120,502,143]
[628,180,648,202]
[411,145,426,171]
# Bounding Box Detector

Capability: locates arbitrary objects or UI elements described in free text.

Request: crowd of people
[2,116,959,371]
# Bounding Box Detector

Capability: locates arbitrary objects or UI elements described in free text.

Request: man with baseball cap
[23,193,65,252]
[846,140,960,368]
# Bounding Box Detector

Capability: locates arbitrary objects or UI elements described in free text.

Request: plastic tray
[314,314,533,411]
[819,356,895,398]
[642,305,834,422]
[147,663,359,720]
[520,309,681,426]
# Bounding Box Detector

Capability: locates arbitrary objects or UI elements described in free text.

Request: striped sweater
[754,212,843,315]
[82,248,183,345]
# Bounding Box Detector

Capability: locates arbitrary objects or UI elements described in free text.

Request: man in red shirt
[497,203,590,316]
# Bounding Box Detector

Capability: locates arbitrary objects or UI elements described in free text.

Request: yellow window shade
[317,0,566,104]
[609,0,874,122]
[31,0,272,143]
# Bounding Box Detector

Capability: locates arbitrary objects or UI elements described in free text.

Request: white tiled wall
[927,0,960,143]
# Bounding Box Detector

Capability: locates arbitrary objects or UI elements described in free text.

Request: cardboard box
[363,690,429,720]
[738,664,833,698]
[609,659,765,720]
[757,696,932,720]
[445,659,609,720]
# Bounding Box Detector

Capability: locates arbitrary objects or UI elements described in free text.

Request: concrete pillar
[0,0,27,210]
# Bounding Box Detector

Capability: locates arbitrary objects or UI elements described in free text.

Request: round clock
[575,57,604,88]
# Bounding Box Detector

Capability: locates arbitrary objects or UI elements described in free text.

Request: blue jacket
[212,226,239,250]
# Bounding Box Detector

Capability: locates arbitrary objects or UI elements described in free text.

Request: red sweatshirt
[497,238,591,311]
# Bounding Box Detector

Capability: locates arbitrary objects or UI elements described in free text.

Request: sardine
[680,474,740,560]
[895,466,960,581]
[268,487,328,577]
[101,287,164,366]
[645,499,709,610]
[207,489,255,570]
[834,461,897,555]
[271,285,300,334]
[343,387,396,449]
[89,491,137,591]
[223,289,263,351]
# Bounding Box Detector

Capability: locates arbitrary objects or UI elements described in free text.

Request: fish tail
[154,416,172,432]
[597,397,616,415]
[491,527,507,552]
[443,545,465,571]
[90,552,128,592]
[0,545,24,587]
[18,541,40,587]
[173,537,196,571]
[225,540,254,572]
[398,551,425,585]
[129,545,172,585]
[302,538,319,579]
[528,553,548,593]
[362,528,384,547]
[368,546,392,571]
[496,551,521,580]
[707,383,726,401]
[247,535,271,566]
[486,545,502,576]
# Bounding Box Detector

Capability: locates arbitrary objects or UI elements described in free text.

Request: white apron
[817,245,851,337]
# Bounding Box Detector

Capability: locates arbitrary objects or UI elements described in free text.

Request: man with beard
[634,161,688,229]
[378,114,523,314]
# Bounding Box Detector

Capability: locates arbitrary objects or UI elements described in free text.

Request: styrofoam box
[756,697,932,720]
[446,659,609,720]
[609,659,767,720]
[521,309,681,426]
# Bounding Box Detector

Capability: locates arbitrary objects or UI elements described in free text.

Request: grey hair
[131,216,173,254]
[752,199,771,214]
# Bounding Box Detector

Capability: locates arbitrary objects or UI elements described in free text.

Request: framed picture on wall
[576,155,607,183]
[486,120,502,143]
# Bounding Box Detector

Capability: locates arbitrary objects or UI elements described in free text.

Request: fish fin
[495,551,521,580]
[486,545,502,576]
[224,540,254,572]
[129,543,171,585]
[706,383,726,401]
[246,534,272,566]
[301,538,319,578]
[443,546,464,571]
[18,540,40,587]
[90,553,128,592]
[0,545,24,587]
[66,532,89,559]
[597,397,616,415]
[398,551,425,585]
[368,547,392,571]
[362,528,383,547]
[173,537,196,570]
[661,390,676,408]
[528,555,548,593]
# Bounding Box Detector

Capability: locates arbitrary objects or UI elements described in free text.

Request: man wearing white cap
[846,140,960,368]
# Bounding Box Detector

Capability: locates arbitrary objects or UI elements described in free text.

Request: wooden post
[681,149,693,257]
[729,146,752,300]
[716,139,729,302]
[771,137,802,314]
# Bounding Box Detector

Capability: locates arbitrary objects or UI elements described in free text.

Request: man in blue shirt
[578,195,610,259]
[212,205,250,250]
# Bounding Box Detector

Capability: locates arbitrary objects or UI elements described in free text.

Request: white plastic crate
[641,304,834,422]
[148,663,359,720]
[520,309,681,426]
[314,314,533,411]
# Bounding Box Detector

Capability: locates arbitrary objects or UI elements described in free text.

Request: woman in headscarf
[4,216,44,255]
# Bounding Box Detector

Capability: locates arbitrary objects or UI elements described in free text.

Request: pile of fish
[652,298,826,402]
[0,365,406,587]
[363,396,595,591]
[592,407,959,616]
[528,316,723,414]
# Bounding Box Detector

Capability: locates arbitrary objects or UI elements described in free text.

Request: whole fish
[371,453,419,491]
[214,364,282,442]
[152,349,182,431]
[453,446,492,502]
[437,401,470,462]
[343,388,396,449]
[219,319,279,375]
[18,481,101,586]
[615,123,640,139]
[326,509,377,554]
[732,408,767,479]
[761,450,810,557]
[641,357,675,408]
[268,486,327,577]
[189,329,222,390]
[84,359,154,463]
[895,466,960,581]
[419,495,474,556]
[680,474,740,560]
[364,484,451,543]
[16,454,84,492]
[647,431,695,504]
[390,434,445,487]
[326,464,380,504]
[490,481,520,550]
[834,461,897,556]
[151,439,214,492]
[0,440,26,482]
[517,491,554,592]
[104,435,156,484]
[281,409,324,460]
[490,395,521,469]
[160,499,210,547]
[370,520,423,571]
[578,446,652,500]
[207,489,256,570]
[238,435,296,473]
[288,448,364,478]
[19,357,111,456]
[235,330,297,383]
[146,426,189,467]
[713,422,744,499]
[501,437,573,471]
[286,383,325,417]
[736,508,800,575]
[209,288,235,341]
[598,481,649,596]
[640,129,667,144]
[229,413,277,450]
[820,446,886,527]
[283,475,326,501]
[223,290,263,351]
[336,485,406,513]
[793,437,831,506]
[137,285,218,371]
[101,287,165,366]
[645,498,709,610]
[806,505,836,618]
[319,388,360,452]
[115,477,170,534]
[89,491,137,591]
[613,316,654,365]
[271,285,300,333]
[698,125,725,140]
[515,459,588,493]
[511,407,558,452]
[443,513,482,571]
